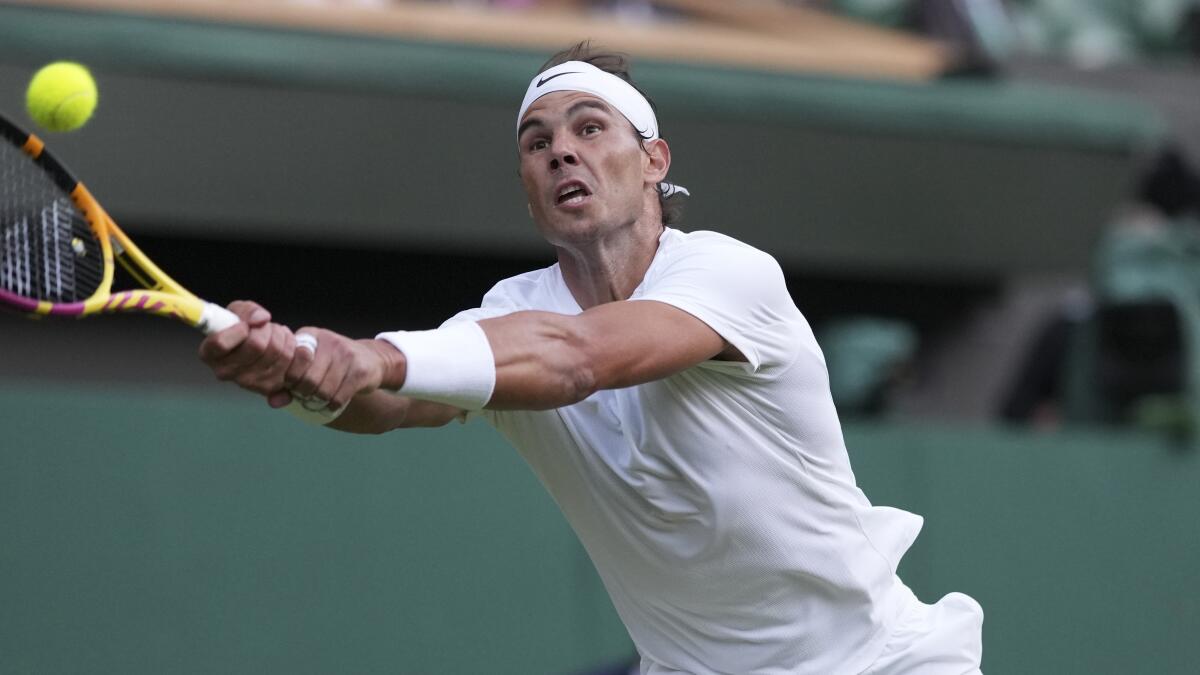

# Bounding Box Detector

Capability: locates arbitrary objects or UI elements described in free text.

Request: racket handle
[198,302,241,335]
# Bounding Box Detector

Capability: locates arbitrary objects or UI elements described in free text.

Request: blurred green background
[2,1,1199,673]
[3,383,1196,674]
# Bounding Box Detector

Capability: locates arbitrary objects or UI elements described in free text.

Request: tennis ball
[26,62,98,133]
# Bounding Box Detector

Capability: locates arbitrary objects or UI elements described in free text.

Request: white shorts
[859,588,985,675]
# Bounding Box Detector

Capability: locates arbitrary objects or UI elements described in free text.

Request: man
[200,43,984,674]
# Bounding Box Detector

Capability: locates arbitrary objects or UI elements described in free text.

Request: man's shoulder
[480,263,563,309]
[493,264,558,288]
[662,228,779,268]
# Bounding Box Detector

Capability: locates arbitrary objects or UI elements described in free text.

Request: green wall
[1,383,1196,673]
[0,383,631,675]
[846,423,1198,675]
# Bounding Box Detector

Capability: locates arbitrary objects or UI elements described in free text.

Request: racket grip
[198,302,241,335]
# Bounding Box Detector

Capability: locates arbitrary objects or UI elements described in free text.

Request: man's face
[517,91,654,245]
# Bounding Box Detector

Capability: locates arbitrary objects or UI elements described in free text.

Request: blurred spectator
[1187,2,1200,56]
[998,285,1092,428]
[1067,213,1197,435]
[1142,145,1200,219]
[998,219,1196,433]
[1007,0,1200,67]
[906,0,1015,73]
[1000,145,1200,435]
[826,0,1200,68]
[830,0,1014,72]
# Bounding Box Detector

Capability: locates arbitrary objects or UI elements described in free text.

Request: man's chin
[538,217,610,246]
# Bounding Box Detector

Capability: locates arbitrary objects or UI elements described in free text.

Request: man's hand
[197,300,297,405]
[283,327,405,413]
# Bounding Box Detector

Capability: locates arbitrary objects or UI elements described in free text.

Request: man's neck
[556,218,664,310]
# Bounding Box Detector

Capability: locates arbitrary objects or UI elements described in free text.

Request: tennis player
[200,43,984,674]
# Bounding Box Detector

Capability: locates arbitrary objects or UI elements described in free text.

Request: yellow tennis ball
[26,62,98,133]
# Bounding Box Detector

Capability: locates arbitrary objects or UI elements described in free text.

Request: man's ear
[644,138,671,186]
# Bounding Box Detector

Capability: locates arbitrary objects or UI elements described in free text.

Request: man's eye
[529,139,548,151]
[582,124,601,136]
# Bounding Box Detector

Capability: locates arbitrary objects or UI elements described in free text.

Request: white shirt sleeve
[634,232,806,375]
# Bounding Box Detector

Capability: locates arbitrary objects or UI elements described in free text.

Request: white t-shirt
[444,228,924,675]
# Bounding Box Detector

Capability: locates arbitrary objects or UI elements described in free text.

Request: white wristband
[375,321,496,410]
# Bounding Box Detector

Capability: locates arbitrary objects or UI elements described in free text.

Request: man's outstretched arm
[197,301,463,433]
[200,299,731,431]
[286,299,731,415]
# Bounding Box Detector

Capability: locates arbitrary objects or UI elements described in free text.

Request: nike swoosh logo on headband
[537,71,579,87]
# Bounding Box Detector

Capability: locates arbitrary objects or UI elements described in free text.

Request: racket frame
[0,114,233,332]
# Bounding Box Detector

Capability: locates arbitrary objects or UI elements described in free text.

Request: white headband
[517,61,689,198]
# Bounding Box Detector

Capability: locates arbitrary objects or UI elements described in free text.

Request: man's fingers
[219,323,276,372]
[285,338,316,388]
[227,300,271,327]
[198,321,249,364]
[305,335,351,406]
[324,341,387,411]
[266,390,293,409]
[205,323,295,394]
[292,342,332,399]
[198,304,321,408]
[288,327,326,392]
[317,363,353,411]
[272,327,372,411]
[295,332,318,356]
[242,325,295,393]
[331,369,361,412]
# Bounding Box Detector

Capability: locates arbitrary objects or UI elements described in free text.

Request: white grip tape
[199,302,240,335]
[375,321,495,410]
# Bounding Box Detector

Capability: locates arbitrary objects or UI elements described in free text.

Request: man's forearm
[479,311,597,410]
[326,389,412,434]
[326,388,461,433]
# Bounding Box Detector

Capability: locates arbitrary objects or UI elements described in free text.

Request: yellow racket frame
[13,132,231,332]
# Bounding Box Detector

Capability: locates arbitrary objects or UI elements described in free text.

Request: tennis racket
[0,112,238,332]
[0,112,337,421]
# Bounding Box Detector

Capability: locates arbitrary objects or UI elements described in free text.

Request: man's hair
[536,41,685,226]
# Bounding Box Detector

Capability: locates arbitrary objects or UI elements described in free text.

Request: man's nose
[548,139,578,171]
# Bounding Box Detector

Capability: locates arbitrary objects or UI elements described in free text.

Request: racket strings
[0,141,104,303]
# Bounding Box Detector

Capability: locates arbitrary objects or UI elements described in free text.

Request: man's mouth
[555,181,591,206]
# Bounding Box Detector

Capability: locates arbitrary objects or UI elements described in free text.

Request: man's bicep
[576,299,731,390]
